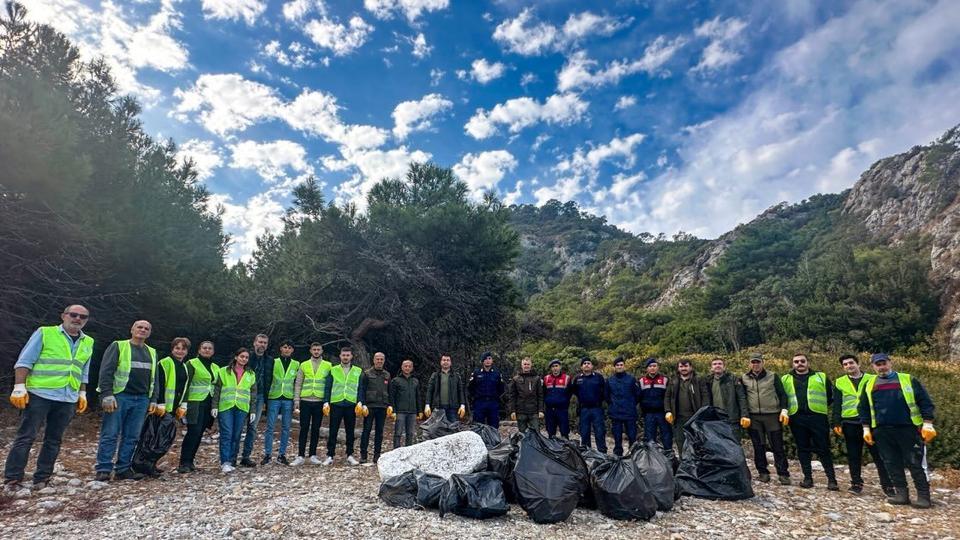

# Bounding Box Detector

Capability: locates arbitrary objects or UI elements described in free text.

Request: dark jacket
[468,367,505,403]
[508,371,544,415]
[707,372,748,422]
[857,371,935,427]
[425,370,466,409]
[248,351,270,399]
[571,372,605,408]
[831,373,868,426]
[543,372,572,407]
[740,369,788,415]
[664,372,709,417]
[157,358,189,409]
[638,373,668,414]
[606,372,640,420]
[361,367,391,408]
[389,374,422,414]
[97,341,161,401]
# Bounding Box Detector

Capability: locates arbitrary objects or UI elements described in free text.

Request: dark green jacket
[708,372,748,422]
[361,367,391,408]
[389,374,422,414]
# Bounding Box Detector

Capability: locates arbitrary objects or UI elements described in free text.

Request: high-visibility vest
[299,359,331,399]
[835,374,875,419]
[865,373,922,428]
[26,326,94,392]
[218,366,256,412]
[268,358,300,399]
[330,364,362,404]
[159,357,189,406]
[186,357,217,401]
[781,371,828,415]
[101,340,157,396]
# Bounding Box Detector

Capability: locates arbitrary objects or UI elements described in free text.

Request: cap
[870,353,890,364]
[548,359,561,368]
[749,352,763,363]
[644,357,658,367]
[580,357,592,366]
[480,351,493,361]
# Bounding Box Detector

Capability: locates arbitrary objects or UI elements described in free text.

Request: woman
[133,337,190,477]
[177,340,219,473]
[211,348,257,473]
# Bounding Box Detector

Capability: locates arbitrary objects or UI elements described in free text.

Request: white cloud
[503,180,525,205]
[536,133,645,208]
[228,140,311,181]
[562,11,632,40]
[464,58,507,84]
[520,72,538,86]
[465,93,589,139]
[282,0,317,21]
[262,40,315,69]
[555,133,646,177]
[201,0,266,25]
[392,93,453,140]
[429,68,444,86]
[614,95,637,110]
[557,36,686,91]
[281,89,389,150]
[176,139,223,180]
[452,150,518,199]
[493,8,631,56]
[209,190,286,263]
[533,176,583,205]
[331,146,432,208]
[692,16,747,72]
[304,15,374,56]
[172,74,282,136]
[363,0,449,23]
[410,33,431,58]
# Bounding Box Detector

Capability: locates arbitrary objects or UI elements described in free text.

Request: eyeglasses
[64,312,89,320]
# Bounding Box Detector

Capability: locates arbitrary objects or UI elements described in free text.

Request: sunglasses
[793,359,807,364]
[64,312,89,320]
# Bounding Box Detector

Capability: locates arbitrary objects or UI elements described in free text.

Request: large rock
[377,431,487,481]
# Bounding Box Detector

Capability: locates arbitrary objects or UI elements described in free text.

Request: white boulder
[377,431,488,481]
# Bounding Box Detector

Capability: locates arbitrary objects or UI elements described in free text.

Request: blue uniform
[572,372,606,453]
[639,373,671,451]
[468,368,504,428]
[544,372,572,438]
[606,372,639,456]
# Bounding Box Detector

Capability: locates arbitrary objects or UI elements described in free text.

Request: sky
[25,0,960,262]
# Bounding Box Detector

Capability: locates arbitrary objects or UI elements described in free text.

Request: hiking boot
[882,486,897,497]
[757,472,771,483]
[848,484,863,494]
[176,465,192,474]
[799,477,814,489]
[239,458,256,468]
[260,455,272,465]
[146,468,162,479]
[827,479,839,491]
[3,480,23,493]
[115,469,144,481]
[778,475,791,486]
[887,489,910,505]
[94,472,112,482]
[31,479,50,490]
[359,455,368,464]
[911,492,932,509]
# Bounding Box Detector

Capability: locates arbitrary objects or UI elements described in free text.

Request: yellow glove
[779,409,790,427]
[665,412,674,425]
[176,403,187,420]
[354,402,364,416]
[76,391,88,414]
[417,412,423,421]
[322,403,330,417]
[154,404,166,417]
[362,405,369,417]
[510,412,517,421]
[538,412,544,419]
[386,406,395,419]
[424,405,432,418]
[863,426,874,446]
[921,423,937,444]
[740,417,751,429]
[457,405,465,419]
[10,384,29,410]
[833,426,843,438]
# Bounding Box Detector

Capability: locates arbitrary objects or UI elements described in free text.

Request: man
[389,359,421,448]
[833,354,892,495]
[664,358,708,459]
[425,354,466,422]
[639,358,671,454]
[508,357,544,433]
[240,333,270,468]
[782,353,838,490]
[262,340,299,465]
[739,353,791,485]
[860,353,936,508]
[543,360,572,439]
[322,346,365,466]
[572,357,606,453]
[95,320,159,481]
[5,305,94,491]
[468,352,505,428]
[292,343,332,465]
[359,352,391,463]
[607,356,640,457]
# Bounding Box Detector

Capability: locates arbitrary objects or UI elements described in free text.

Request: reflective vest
[268,358,300,399]
[186,357,217,401]
[835,374,875,419]
[865,373,922,428]
[103,340,157,396]
[159,357,189,406]
[26,326,94,392]
[299,359,331,399]
[781,371,827,415]
[330,364,362,404]
[218,366,256,412]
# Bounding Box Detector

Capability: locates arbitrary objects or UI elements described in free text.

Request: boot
[778,475,791,486]
[826,479,839,491]
[758,472,771,483]
[887,488,910,505]
[911,491,932,509]
[800,477,813,489]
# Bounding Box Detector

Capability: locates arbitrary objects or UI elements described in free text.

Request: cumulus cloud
[691,16,747,72]
[176,139,223,180]
[392,93,453,140]
[614,95,637,110]
[465,93,589,139]
[410,33,431,58]
[459,58,507,84]
[201,0,266,25]
[209,190,287,263]
[452,150,518,199]
[304,14,374,56]
[261,40,316,69]
[534,133,645,205]
[363,0,449,23]
[172,74,283,136]
[557,36,686,91]
[330,146,433,208]
[228,140,312,181]
[493,8,630,56]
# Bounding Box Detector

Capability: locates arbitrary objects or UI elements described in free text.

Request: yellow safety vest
[781,372,828,415]
[330,364,362,404]
[26,326,94,392]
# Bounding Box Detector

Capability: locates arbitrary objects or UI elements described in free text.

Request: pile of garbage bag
[512,432,588,524]
[589,457,658,521]
[438,472,509,519]
[675,407,754,501]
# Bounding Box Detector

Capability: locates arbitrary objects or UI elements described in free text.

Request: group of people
[3,304,940,511]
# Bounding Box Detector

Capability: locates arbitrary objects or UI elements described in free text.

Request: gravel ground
[1,412,958,539]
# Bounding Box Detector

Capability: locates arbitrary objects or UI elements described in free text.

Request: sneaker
[221,463,235,474]
[239,458,257,468]
[277,455,290,465]
[260,455,272,466]
[346,455,360,466]
[115,469,145,481]
[31,479,50,490]
[827,480,839,491]
[309,455,323,465]
[359,455,368,464]
[778,475,791,486]
[94,472,112,482]
[757,472,771,483]
[887,490,910,505]
[3,480,23,493]
[176,465,192,474]
[291,456,305,466]
[882,486,897,498]
[848,484,863,494]
[911,493,932,509]
[188,463,197,472]
[321,456,334,466]
[799,477,813,489]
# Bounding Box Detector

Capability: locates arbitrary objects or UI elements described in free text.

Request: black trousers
[790,413,835,480]
[841,422,891,487]
[747,413,789,476]
[875,425,929,494]
[4,394,75,482]
[360,407,387,459]
[179,398,211,466]
[327,404,356,458]
[297,401,324,457]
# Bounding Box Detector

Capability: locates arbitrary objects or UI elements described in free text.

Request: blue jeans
[264,399,293,457]
[436,407,458,422]
[643,412,672,449]
[545,403,570,438]
[241,395,265,460]
[219,408,248,464]
[473,400,499,428]
[95,393,149,473]
[611,418,638,456]
[579,406,607,453]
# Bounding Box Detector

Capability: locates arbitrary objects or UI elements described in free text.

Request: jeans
[360,407,387,459]
[393,413,416,448]
[327,404,357,457]
[4,394,75,482]
[180,398,211,466]
[435,407,458,422]
[473,400,499,428]
[517,413,540,433]
[264,399,293,457]
[790,413,835,481]
[875,425,929,494]
[643,412,672,451]
[611,418,638,456]
[841,421,891,487]
[218,408,248,464]
[747,413,789,476]
[95,393,149,473]
[579,406,606,452]
[297,401,324,457]
[545,404,570,438]
[241,395,265,460]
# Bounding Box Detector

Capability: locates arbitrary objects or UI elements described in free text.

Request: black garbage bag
[462,422,502,448]
[590,457,658,521]
[379,470,419,508]
[578,445,613,509]
[513,431,588,524]
[131,413,177,474]
[675,406,754,501]
[414,470,447,509]
[629,440,676,511]
[487,432,522,502]
[438,472,509,519]
[419,413,461,441]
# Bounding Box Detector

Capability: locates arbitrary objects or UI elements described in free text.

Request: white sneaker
[221,463,235,473]
[291,456,304,466]
[309,455,322,465]
[321,456,334,466]
[346,455,360,466]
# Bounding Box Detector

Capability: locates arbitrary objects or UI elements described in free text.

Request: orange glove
[921,423,937,444]
[175,403,187,420]
[423,405,432,418]
[386,406,395,420]
[458,405,466,419]
[417,412,423,421]
[354,402,364,416]
[510,412,517,421]
[665,412,674,425]
[322,403,330,416]
[833,426,843,438]
[148,402,157,415]
[863,426,874,446]
[779,409,790,427]
[76,391,88,414]
[740,417,751,429]
[10,384,29,410]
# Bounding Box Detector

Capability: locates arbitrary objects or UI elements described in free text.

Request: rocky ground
[1,411,958,539]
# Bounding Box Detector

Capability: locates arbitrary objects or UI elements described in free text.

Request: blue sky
[27,0,960,261]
